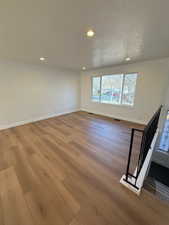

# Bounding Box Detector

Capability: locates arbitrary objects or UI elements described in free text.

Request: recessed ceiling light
[86,29,95,37]
[125,57,131,61]
[40,57,45,61]
[82,66,86,70]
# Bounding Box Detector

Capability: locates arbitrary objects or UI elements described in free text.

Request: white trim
[120,174,141,195]
[120,129,159,195]
[0,109,80,131]
[80,108,146,125]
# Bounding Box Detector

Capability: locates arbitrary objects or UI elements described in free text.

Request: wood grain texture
[0,111,168,225]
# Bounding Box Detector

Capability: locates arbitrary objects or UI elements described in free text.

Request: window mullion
[120,74,125,105]
[99,75,102,102]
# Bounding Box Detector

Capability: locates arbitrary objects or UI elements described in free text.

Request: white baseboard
[80,108,146,125]
[0,109,80,131]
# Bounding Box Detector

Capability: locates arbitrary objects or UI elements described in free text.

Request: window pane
[101,74,123,104]
[92,77,101,102]
[122,73,137,105]
[159,111,169,152]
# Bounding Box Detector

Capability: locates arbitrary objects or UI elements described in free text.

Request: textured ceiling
[0,0,169,71]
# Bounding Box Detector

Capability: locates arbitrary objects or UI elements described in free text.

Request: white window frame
[91,73,138,106]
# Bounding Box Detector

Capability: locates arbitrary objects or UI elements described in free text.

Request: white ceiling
[0,0,169,71]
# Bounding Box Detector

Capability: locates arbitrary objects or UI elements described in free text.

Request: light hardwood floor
[0,111,169,225]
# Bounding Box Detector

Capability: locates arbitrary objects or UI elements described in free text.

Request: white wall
[163,85,169,108]
[81,58,169,124]
[0,61,80,129]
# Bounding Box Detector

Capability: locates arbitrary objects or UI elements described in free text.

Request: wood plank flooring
[0,111,169,225]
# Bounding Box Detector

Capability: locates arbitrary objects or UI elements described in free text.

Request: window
[159,111,169,152]
[92,76,101,102]
[122,73,137,105]
[91,73,137,106]
[101,74,123,104]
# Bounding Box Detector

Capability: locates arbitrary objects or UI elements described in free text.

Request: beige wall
[81,58,169,124]
[0,61,80,129]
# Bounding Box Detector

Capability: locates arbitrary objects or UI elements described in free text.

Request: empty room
[0,0,169,225]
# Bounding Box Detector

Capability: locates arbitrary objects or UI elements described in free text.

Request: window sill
[91,100,134,108]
